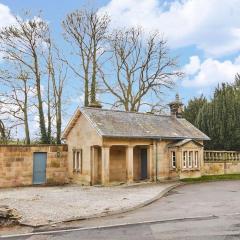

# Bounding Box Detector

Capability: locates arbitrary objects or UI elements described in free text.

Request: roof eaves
[81,108,104,137]
[61,107,81,139]
[102,134,210,141]
[176,118,210,141]
[168,139,204,148]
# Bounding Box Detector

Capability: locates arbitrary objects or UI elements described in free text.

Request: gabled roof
[168,139,204,148]
[62,107,210,141]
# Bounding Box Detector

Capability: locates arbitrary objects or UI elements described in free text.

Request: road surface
[2,181,240,239]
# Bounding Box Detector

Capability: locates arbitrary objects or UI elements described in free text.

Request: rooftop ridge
[82,107,174,118]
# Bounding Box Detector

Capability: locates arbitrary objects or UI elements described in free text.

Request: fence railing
[204,151,240,162]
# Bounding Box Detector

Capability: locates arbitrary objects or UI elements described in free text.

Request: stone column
[91,146,98,185]
[90,146,94,186]
[101,146,110,185]
[152,141,157,181]
[147,145,153,181]
[126,146,134,183]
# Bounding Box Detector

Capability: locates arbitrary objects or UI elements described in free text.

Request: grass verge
[181,174,240,183]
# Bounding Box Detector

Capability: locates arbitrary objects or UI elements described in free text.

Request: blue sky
[0,0,240,115]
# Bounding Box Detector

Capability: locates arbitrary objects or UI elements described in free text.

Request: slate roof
[63,107,210,141]
[168,139,204,148]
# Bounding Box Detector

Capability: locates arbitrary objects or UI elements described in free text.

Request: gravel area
[0,183,176,226]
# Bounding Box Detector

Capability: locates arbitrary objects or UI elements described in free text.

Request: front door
[33,152,47,184]
[140,148,148,180]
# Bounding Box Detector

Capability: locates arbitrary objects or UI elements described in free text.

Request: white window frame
[73,149,76,171]
[188,151,193,168]
[73,149,83,173]
[171,151,176,169]
[183,151,187,169]
[194,151,198,168]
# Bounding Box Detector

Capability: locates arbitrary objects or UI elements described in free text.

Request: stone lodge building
[62,96,210,186]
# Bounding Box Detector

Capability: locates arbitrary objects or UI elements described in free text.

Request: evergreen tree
[183,95,207,125]
[185,74,240,150]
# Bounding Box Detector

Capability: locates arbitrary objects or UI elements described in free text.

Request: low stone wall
[0,145,68,188]
[204,162,240,175]
[204,151,240,175]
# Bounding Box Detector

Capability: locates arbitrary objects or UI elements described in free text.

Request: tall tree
[195,79,240,150]
[0,13,50,143]
[0,119,10,144]
[62,9,110,106]
[101,28,182,112]
[46,37,67,144]
[183,95,207,125]
[184,74,240,150]
[0,67,31,144]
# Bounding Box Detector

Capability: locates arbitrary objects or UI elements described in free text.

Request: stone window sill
[181,168,200,172]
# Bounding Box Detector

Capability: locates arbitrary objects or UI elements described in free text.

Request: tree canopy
[184,75,240,150]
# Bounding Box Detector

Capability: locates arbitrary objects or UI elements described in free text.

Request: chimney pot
[168,94,183,118]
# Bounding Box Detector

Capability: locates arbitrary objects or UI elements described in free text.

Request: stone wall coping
[0,144,67,147]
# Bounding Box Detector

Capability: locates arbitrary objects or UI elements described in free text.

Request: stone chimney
[88,101,102,108]
[168,94,183,118]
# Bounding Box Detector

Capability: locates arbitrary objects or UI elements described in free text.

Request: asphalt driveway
[2,180,240,239]
[56,180,240,229]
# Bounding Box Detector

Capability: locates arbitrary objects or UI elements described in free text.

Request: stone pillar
[90,146,94,185]
[91,146,98,185]
[126,146,134,183]
[147,145,153,181]
[152,141,157,181]
[101,146,110,185]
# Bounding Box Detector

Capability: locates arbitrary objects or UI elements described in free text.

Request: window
[73,150,76,171]
[73,149,82,173]
[194,151,199,168]
[183,151,187,168]
[188,151,193,168]
[171,151,176,168]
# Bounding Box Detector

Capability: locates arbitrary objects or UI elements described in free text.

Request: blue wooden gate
[33,152,47,184]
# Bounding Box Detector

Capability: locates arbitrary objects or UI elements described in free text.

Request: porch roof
[76,107,210,141]
[168,139,204,148]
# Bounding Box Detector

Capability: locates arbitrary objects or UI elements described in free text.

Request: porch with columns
[91,143,155,186]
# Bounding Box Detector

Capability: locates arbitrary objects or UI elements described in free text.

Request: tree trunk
[90,42,97,104]
[23,82,30,144]
[47,76,51,144]
[33,51,48,143]
[56,98,62,144]
[23,109,30,144]
[84,71,89,107]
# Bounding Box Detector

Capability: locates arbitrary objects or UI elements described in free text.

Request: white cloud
[184,56,201,75]
[99,0,240,56]
[0,4,15,62]
[0,4,15,28]
[182,55,240,88]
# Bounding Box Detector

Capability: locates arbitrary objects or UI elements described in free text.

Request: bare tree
[62,9,110,106]
[0,119,10,144]
[46,37,67,144]
[0,66,32,144]
[0,12,50,143]
[101,28,183,112]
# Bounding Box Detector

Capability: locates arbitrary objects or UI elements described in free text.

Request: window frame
[183,151,187,169]
[73,149,83,174]
[171,151,176,169]
[188,151,193,168]
[73,149,76,172]
[194,151,199,168]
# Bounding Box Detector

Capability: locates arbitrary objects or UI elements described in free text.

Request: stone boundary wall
[0,145,68,188]
[204,150,240,175]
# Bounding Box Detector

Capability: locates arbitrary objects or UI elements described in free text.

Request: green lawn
[181,174,240,183]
